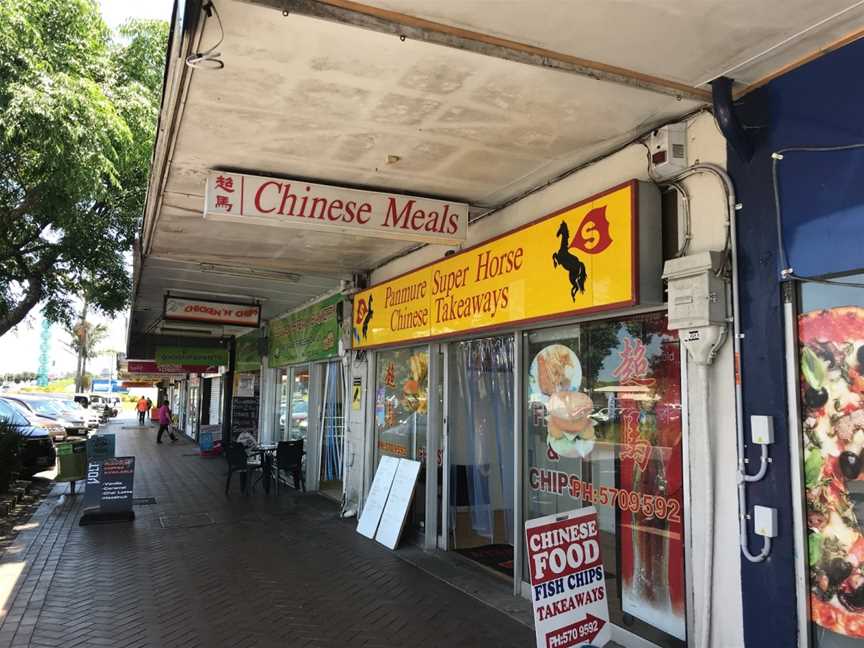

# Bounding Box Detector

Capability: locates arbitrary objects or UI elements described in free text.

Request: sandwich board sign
[80,457,136,525]
[356,455,399,539]
[525,506,610,648]
[375,459,421,550]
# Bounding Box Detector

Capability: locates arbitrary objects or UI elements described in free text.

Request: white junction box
[754,505,778,538]
[662,251,727,329]
[648,123,687,181]
[662,251,728,365]
[751,415,775,445]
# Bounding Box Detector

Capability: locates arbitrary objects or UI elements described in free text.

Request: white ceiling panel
[355,0,864,86]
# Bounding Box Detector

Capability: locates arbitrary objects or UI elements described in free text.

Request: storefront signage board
[234,334,261,373]
[353,182,639,348]
[357,455,400,539]
[126,360,211,374]
[81,457,135,525]
[205,171,468,245]
[268,294,340,367]
[375,459,421,550]
[86,434,116,463]
[525,506,610,648]
[155,347,228,369]
[163,296,260,327]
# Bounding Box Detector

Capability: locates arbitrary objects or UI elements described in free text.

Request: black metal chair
[275,440,305,493]
[225,443,262,495]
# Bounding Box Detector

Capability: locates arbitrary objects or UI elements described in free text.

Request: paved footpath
[0,417,535,648]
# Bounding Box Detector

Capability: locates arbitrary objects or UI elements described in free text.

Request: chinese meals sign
[268,294,340,367]
[353,182,638,348]
[204,172,468,245]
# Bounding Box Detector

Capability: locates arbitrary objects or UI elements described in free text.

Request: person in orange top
[136,396,148,425]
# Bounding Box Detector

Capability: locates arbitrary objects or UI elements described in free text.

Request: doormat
[133,497,157,506]
[159,513,214,529]
[455,543,514,577]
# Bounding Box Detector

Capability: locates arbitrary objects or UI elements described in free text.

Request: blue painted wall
[728,38,864,647]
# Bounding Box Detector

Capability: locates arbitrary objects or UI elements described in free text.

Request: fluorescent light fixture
[167,289,268,303]
[199,263,301,283]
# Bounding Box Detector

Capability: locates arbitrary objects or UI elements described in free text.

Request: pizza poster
[526,507,611,648]
[799,305,864,640]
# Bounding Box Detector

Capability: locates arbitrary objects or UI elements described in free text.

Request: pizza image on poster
[525,506,611,648]
[800,306,864,637]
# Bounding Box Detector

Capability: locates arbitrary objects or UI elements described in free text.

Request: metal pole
[425,343,441,551]
[512,331,523,596]
[221,338,236,448]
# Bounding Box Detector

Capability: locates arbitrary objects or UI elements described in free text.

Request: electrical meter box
[662,251,727,330]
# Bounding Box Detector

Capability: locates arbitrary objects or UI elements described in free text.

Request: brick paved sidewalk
[0,418,535,648]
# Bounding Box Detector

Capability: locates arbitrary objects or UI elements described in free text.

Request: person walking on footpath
[136,396,148,425]
[156,400,177,444]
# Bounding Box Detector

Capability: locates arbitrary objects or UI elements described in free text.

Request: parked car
[5,400,66,442]
[76,393,116,420]
[54,398,100,429]
[4,395,89,436]
[279,400,308,438]
[0,398,56,477]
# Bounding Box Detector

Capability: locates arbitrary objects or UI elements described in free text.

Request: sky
[0,0,175,378]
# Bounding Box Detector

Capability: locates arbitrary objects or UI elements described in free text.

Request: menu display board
[375,459,421,550]
[231,384,260,439]
[81,457,135,524]
[357,456,399,539]
[526,507,611,648]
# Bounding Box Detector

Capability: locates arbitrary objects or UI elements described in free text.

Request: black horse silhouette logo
[553,221,587,301]
[361,294,374,339]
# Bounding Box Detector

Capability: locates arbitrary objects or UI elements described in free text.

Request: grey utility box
[662,251,727,330]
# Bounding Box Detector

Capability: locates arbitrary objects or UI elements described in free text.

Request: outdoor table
[254,444,278,494]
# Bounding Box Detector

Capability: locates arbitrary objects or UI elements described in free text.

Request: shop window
[375,346,429,532]
[798,273,864,646]
[320,361,346,487]
[276,366,310,442]
[524,312,685,645]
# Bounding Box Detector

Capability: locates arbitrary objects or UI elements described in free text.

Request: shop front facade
[262,294,348,498]
[729,37,864,648]
[347,112,742,648]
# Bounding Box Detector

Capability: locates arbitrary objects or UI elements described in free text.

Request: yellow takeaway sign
[352,181,645,348]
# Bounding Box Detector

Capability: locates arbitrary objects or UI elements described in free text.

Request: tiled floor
[0,417,535,647]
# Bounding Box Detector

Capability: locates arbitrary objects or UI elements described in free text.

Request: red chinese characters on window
[384,362,396,388]
[614,337,654,472]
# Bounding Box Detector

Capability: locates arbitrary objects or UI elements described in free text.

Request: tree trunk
[75,300,89,393]
[0,251,59,338]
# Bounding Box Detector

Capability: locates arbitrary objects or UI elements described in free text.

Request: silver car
[5,395,89,436]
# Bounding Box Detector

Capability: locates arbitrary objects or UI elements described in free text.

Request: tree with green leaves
[0,0,168,336]
[65,300,110,393]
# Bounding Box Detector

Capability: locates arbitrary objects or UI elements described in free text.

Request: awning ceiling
[131,0,864,342]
